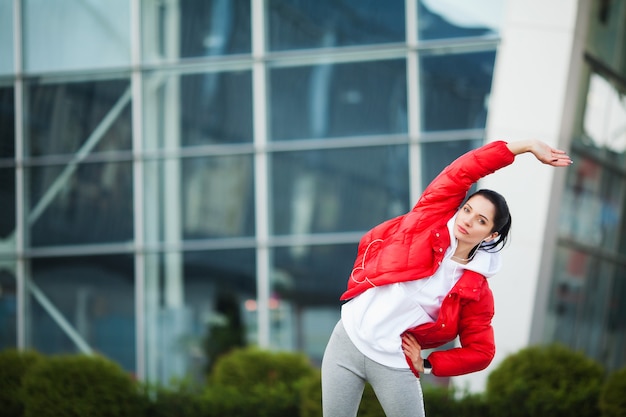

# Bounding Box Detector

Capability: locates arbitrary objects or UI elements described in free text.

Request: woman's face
[454,195,498,247]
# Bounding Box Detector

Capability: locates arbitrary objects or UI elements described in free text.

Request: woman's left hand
[401,333,424,373]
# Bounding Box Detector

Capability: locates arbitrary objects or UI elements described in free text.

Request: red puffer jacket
[340,140,515,377]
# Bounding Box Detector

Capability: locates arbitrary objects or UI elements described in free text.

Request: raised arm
[506,139,572,167]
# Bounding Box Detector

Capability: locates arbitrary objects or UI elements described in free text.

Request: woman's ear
[484,231,499,242]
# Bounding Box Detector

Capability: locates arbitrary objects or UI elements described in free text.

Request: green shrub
[209,346,315,389]
[422,383,489,417]
[299,370,322,417]
[142,380,208,417]
[0,348,43,417]
[22,354,143,417]
[204,379,305,417]
[600,366,626,417]
[422,383,455,417]
[486,344,603,417]
[208,347,316,417]
[453,391,490,417]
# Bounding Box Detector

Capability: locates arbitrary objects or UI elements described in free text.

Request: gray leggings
[321,321,426,417]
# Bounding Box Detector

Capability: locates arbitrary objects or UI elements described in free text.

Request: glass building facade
[543,0,626,372]
[0,0,504,383]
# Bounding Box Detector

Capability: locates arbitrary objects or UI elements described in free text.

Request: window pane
[420,139,482,188]
[559,156,624,251]
[0,86,15,241]
[144,249,256,383]
[418,0,503,41]
[144,155,255,243]
[269,60,407,141]
[182,155,255,239]
[606,266,626,370]
[420,51,496,131]
[0,85,14,160]
[0,168,15,240]
[270,146,409,235]
[0,0,13,75]
[26,78,132,157]
[268,0,405,51]
[28,161,133,247]
[142,0,251,63]
[270,244,352,360]
[0,268,17,349]
[30,255,135,371]
[582,73,626,165]
[587,0,626,74]
[546,247,590,347]
[546,247,622,366]
[23,0,130,72]
[143,71,253,150]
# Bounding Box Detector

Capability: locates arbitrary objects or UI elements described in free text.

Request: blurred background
[0,0,624,392]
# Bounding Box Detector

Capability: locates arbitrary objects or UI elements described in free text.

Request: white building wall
[453,0,592,392]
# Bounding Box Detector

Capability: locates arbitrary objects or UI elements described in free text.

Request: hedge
[21,353,143,417]
[486,344,604,417]
[599,366,626,417]
[207,346,317,417]
[0,348,43,417]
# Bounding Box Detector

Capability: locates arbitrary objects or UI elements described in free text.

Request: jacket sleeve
[411,140,515,224]
[426,285,496,377]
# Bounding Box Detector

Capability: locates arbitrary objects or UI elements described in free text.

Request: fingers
[401,333,422,357]
[401,333,425,373]
[549,150,573,166]
[401,333,421,348]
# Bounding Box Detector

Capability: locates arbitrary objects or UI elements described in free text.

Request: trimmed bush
[205,379,305,417]
[299,370,322,417]
[421,383,489,417]
[208,347,316,417]
[22,354,143,417]
[0,348,43,417]
[600,366,626,417]
[142,380,208,417]
[486,344,604,417]
[210,346,315,389]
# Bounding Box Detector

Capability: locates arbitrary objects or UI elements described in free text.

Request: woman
[321,139,572,417]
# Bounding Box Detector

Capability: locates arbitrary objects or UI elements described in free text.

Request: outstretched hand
[507,139,573,167]
[529,140,573,167]
[401,333,424,373]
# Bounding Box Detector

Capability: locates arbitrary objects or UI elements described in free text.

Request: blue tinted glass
[268,0,405,51]
[0,86,14,159]
[29,161,133,246]
[419,0,502,40]
[181,72,253,146]
[0,167,15,239]
[0,269,16,349]
[271,146,409,235]
[420,51,496,131]
[420,139,481,188]
[270,244,352,355]
[144,71,253,149]
[184,249,256,368]
[270,60,407,141]
[181,155,255,239]
[30,255,136,371]
[24,0,130,72]
[0,0,13,75]
[142,0,251,62]
[26,79,132,157]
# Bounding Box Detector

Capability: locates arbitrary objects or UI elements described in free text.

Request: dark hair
[466,189,512,256]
